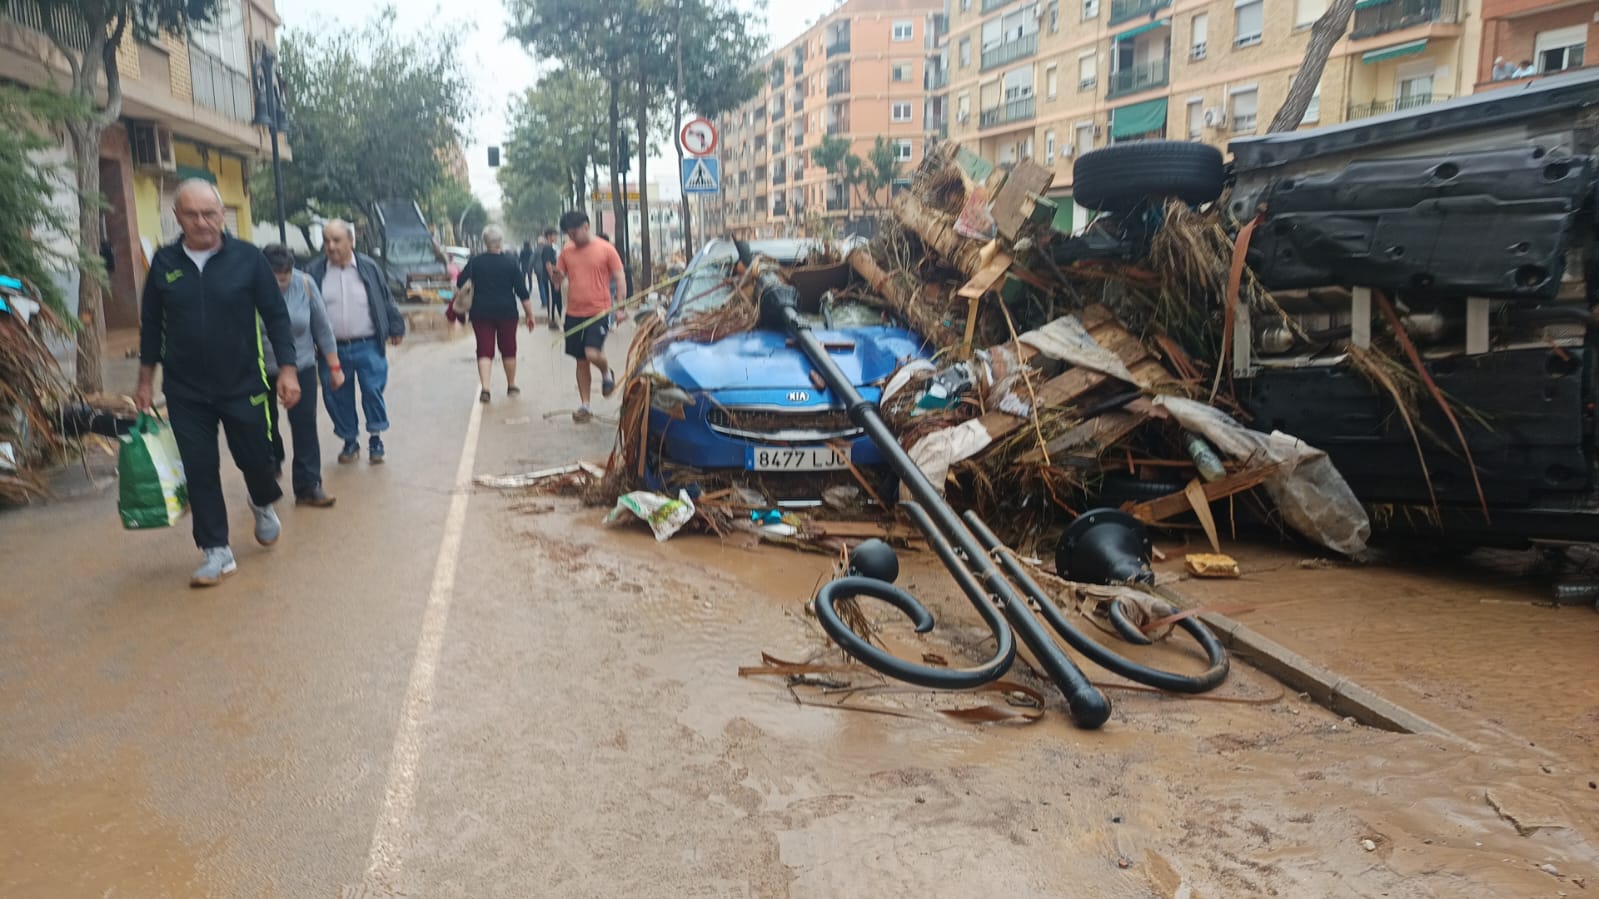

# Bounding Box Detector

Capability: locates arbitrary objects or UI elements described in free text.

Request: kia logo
[787,391,810,402]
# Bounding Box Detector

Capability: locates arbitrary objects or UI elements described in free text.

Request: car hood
[651,326,927,391]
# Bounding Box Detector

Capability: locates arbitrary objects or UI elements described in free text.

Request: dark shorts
[472,317,518,359]
[564,315,609,359]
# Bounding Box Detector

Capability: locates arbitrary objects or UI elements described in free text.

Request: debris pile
[595,140,1371,560]
[0,275,72,503]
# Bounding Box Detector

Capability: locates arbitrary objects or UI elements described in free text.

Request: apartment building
[1476,0,1593,91]
[0,0,282,327]
[712,0,947,238]
[946,0,1484,220]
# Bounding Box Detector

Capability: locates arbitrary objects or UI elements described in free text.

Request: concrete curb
[1155,584,1455,738]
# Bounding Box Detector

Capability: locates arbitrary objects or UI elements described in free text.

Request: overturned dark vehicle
[1223,69,1599,546]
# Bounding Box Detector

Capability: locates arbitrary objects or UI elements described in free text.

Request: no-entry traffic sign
[680,117,718,157]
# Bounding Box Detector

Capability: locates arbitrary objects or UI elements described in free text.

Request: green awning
[1362,39,1428,63]
[1353,0,1392,8]
[1110,97,1168,138]
[175,165,217,184]
[1116,19,1169,40]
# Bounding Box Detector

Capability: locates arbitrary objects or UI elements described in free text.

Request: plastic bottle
[1183,431,1226,482]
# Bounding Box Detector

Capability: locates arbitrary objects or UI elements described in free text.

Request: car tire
[1073,141,1226,212]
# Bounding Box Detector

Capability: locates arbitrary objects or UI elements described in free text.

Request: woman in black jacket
[457,226,532,402]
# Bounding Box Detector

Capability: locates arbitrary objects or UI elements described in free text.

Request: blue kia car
[640,238,931,504]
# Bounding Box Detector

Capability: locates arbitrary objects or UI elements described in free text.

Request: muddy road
[2,326,1593,897]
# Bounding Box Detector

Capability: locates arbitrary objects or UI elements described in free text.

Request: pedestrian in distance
[518,239,535,295]
[1491,57,1513,81]
[261,243,344,508]
[1512,59,1537,78]
[457,225,534,403]
[540,226,562,330]
[134,179,299,587]
[552,210,623,423]
[306,219,406,465]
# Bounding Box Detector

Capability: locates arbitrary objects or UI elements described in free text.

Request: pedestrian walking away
[134,179,299,587]
[262,243,344,507]
[518,239,535,296]
[553,211,624,423]
[458,226,533,403]
[540,226,562,329]
[307,219,406,465]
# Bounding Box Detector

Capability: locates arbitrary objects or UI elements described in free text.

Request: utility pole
[252,47,290,245]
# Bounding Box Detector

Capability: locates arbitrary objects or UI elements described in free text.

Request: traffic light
[488,146,501,167]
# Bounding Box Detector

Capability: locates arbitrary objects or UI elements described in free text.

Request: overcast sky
[272,0,829,211]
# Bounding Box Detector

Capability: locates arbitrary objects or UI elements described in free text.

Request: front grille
[705,405,862,442]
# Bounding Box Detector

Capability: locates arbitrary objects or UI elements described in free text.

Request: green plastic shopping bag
[118,412,189,529]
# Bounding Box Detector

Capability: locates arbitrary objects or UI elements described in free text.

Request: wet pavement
[3,320,1596,897]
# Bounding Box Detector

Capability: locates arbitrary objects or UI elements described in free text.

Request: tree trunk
[69,122,107,393]
[1269,0,1356,132]
[674,0,693,260]
[635,71,653,290]
[607,77,626,276]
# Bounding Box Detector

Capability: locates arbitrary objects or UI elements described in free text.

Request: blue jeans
[320,337,389,442]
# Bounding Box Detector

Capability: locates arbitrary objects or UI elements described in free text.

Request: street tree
[1269,0,1357,132]
[422,177,486,246]
[862,137,904,210]
[27,0,226,391]
[0,86,96,321]
[498,70,610,234]
[266,17,471,243]
[810,135,868,212]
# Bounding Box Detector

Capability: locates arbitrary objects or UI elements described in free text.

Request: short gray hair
[324,219,354,241]
[173,177,223,208]
[481,225,504,250]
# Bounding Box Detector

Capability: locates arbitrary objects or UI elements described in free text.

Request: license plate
[747,446,848,472]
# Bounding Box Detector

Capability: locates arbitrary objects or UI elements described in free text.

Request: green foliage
[862,136,904,206]
[270,14,472,227]
[497,70,610,235]
[0,87,96,321]
[676,0,766,119]
[421,177,486,245]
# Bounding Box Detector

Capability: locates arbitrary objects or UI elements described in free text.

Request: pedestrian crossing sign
[682,157,720,194]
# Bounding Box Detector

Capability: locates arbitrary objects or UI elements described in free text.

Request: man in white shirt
[306,219,406,464]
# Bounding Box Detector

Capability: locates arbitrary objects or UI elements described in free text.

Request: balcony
[980,95,1035,128]
[1351,0,1459,40]
[1108,0,1171,25]
[773,169,788,185]
[793,133,804,148]
[190,47,254,122]
[773,201,789,217]
[926,70,949,90]
[1106,57,1170,98]
[771,101,785,120]
[981,33,1037,71]
[827,121,848,135]
[827,78,850,97]
[981,0,1014,11]
[1346,91,1452,119]
[826,40,851,58]
[826,198,848,212]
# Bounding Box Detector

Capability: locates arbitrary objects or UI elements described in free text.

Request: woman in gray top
[262,244,345,507]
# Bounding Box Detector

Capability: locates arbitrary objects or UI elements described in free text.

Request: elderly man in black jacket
[306,219,407,464]
[135,179,299,587]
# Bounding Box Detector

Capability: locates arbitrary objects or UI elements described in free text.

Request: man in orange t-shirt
[553,210,625,423]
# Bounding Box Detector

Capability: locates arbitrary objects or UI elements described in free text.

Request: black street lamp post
[252,47,290,245]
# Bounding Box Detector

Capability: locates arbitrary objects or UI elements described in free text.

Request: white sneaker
[250,501,281,546]
[191,546,238,588]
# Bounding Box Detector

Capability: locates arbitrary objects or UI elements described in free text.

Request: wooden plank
[977,367,1108,441]
[1185,478,1223,553]
[957,251,1013,299]
[1019,408,1149,464]
[1122,462,1281,525]
[992,160,1055,240]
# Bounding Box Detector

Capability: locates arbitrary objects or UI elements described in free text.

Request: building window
[1234,0,1263,47]
[1045,65,1058,99]
[960,37,971,68]
[961,0,970,10]
[1078,51,1097,90]
[187,0,251,121]
[1230,86,1258,133]
[894,139,914,162]
[892,61,913,82]
[892,101,913,122]
[1294,0,1326,29]
[1303,83,1322,123]
[1536,25,1587,74]
[957,92,971,121]
[1048,0,1059,33]
[1191,13,1208,60]
[1186,98,1203,139]
[892,20,914,41]
[1082,0,1099,20]
[1045,129,1057,162]
[1074,121,1094,155]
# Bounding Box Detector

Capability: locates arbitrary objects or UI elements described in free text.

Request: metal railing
[773,201,789,216]
[190,47,253,122]
[2,0,90,48]
[926,70,949,90]
[979,95,1035,128]
[1350,0,1459,39]
[1346,92,1451,119]
[1108,0,1171,25]
[826,39,851,57]
[1106,56,1169,98]
[771,100,785,119]
[827,121,848,135]
[827,198,847,211]
[980,32,1037,71]
[827,78,849,96]
[772,169,787,185]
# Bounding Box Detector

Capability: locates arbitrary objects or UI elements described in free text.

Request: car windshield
[675,247,744,317]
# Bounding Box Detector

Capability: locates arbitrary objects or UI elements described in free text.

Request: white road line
[363,391,483,888]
